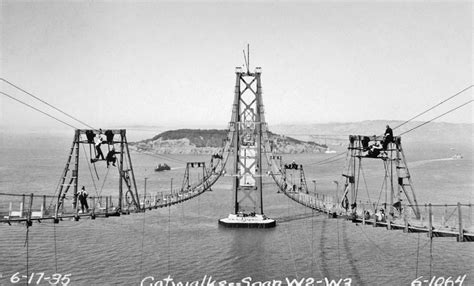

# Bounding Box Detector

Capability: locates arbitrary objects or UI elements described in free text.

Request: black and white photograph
[0,1,472,285]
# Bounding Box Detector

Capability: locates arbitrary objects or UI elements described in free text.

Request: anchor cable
[399,100,473,136]
[1,91,79,129]
[393,85,473,130]
[1,78,96,130]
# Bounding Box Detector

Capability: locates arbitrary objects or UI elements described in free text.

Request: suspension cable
[307,152,347,166]
[98,167,111,198]
[139,151,188,165]
[399,100,473,136]
[393,85,473,130]
[384,161,388,207]
[54,222,58,273]
[298,208,324,278]
[138,184,147,284]
[355,221,431,258]
[24,225,30,284]
[167,203,171,274]
[303,87,472,167]
[283,225,299,279]
[360,163,372,204]
[1,78,96,129]
[1,91,79,129]
[82,144,99,197]
[429,237,433,278]
[415,233,420,279]
[336,215,341,277]
[375,164,387,210]
[311,209,315,277]
[2,79,189,168]
[314,155,346,166]
[355,158,362,203]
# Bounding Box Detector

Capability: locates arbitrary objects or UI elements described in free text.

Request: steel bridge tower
[219,63,276,228]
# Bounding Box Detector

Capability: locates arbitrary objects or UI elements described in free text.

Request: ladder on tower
[299,165,309,194]
[55,133,79,212]
[395,140,421,218]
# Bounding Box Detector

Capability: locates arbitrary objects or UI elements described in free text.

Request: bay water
[0,131,472,286]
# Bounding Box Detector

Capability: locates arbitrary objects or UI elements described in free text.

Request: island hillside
[131,129,327,154]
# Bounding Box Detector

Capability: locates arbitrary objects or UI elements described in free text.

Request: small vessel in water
[155,163,171,172]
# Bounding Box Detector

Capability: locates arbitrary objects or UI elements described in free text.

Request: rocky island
[131,129,327,154]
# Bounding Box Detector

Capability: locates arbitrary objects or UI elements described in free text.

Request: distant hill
[128,121,472,154]
[145,129,227,148]
[132,129,327,154]
[269,120,473,146]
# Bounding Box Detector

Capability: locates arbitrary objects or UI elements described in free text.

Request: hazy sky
[1,0,472,132]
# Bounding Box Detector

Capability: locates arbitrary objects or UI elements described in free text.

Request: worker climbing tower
[219,47,276,228]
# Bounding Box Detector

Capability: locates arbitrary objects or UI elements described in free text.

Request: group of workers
[361,209,387,222]
[284,160,301,170]
[74,130,120,214]
[344,125,398,221]
[91,129,119,167]
[365,125,394,158]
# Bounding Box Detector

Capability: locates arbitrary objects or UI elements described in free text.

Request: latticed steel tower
[218,48,275,227]
[230,66,265,215]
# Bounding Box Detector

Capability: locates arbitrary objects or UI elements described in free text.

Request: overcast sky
[1,0,472,133]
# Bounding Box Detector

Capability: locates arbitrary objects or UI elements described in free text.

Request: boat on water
[155,163,171,172]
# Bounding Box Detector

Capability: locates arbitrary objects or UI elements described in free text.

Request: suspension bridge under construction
[0,56,473,243]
